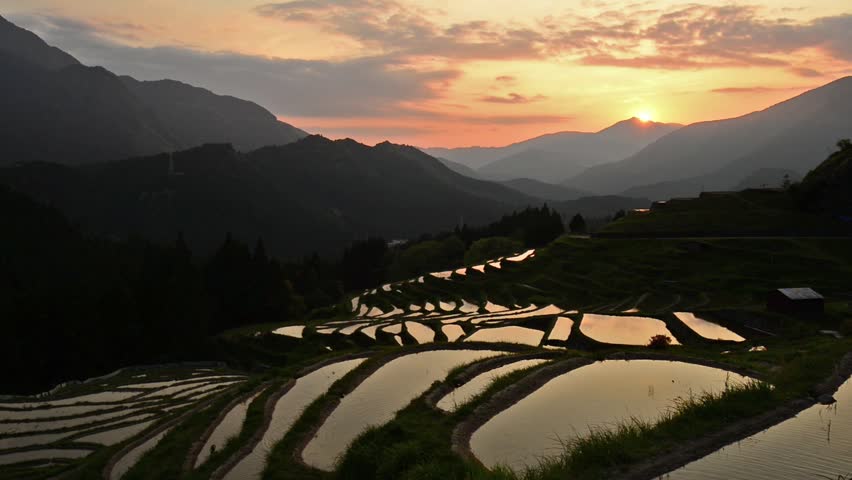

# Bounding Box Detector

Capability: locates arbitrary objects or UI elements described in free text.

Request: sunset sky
[3,0,852,147]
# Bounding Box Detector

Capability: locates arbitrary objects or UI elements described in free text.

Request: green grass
[600,190,851,237]
[19,235,852,480]
[487,381,774,480]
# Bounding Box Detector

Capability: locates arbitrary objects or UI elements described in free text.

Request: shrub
[648,334,672,349]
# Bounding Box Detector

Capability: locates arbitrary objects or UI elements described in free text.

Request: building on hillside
[767,288,824,317]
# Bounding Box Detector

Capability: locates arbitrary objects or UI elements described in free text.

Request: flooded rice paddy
[580,314,681,346]
[465,326,546,346]
[110,426,174,480]
[302,349,503,471]
[547,317,574,341]
[0,368,244,469]
[0,448,93,466]
[471,360,749,470]
[674,312,745,342]
[195,390,264,468]
[665,376,852,479]
[223,358,365,480]
[437,359,550,412]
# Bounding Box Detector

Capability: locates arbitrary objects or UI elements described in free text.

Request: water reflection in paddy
[437,359,550,412]
[674,312,745,342]
[484,302,509,313]
[547,317,574,342]
[339,323,370,335]
[465,326,545,346]
[0,448,92,466]
[76,419,157,446]
[440,301,457,311]
[471,304,563,325]
[406,322,435,344]
[471,360,749,470]
[382,324,403,335]
[195,390,264,468]
[272,325,305,338]
[111,426,173,480]
[1,406,157,435]
[666,377,852,479]
[0,391,140,409]
[506,249,535,262]
[580,314,681,346]
[442,325,466,342]
[223,358,365,480]
[460,300,480,313]
[302,349,503,471]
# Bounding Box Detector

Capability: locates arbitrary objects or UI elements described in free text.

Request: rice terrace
[5,231,852,479]
[3,2,852,479]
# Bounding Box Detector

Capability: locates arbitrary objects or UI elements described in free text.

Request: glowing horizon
[3,0,851,147]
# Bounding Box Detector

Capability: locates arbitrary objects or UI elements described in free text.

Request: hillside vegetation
[600,141,852,237]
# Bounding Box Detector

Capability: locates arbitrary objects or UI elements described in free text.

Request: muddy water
[302,349,504,471]
[665,378,852,480]
[222,358,365,480]
[580,314,681,346]
[471,360,749,470]
[437,359,550,412]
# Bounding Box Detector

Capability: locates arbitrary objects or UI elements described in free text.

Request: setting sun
[637,112,653,122]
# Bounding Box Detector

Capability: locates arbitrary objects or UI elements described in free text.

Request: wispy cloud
[256,2,852,70]
[9,13,460,118]
[711,85,811,94]
[479,92,547,104]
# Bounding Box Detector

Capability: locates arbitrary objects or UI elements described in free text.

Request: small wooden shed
[767,288,824,317]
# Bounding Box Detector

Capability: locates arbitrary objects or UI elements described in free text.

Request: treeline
[0,186,328,394]
[1,187,565,393]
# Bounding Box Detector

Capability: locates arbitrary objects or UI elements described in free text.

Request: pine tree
[569,213,587,234]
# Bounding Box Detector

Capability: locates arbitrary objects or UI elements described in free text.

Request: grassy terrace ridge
[5,235,852,480]
[598,188,852,237]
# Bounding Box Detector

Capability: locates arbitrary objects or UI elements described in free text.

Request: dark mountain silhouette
[0,51,176,165]
[120,77,306,152]
[436,157,483,178]
[499,178,590,202]
[0,16,306,166]
[796,140,852,214]
[0,15,79,70]
[565,77,852,198]
[0,137,539,257]
[424,118,681,183]
[732,168,801,191]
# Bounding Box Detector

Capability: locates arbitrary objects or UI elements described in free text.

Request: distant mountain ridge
[565,77,852,199]
[0,15,306,165]
[423,118,682,183]
[0,15,78,70]
[0,137,540,257]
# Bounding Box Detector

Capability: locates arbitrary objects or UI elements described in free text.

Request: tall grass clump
[485,380,773,480]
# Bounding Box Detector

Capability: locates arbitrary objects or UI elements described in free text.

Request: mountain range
[564,77,852,199]
[0,138,545,256]
[424,118,682,183]
[0,15,306,166]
